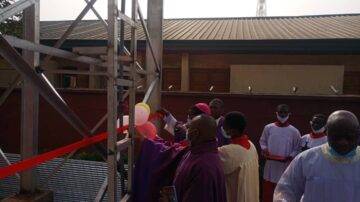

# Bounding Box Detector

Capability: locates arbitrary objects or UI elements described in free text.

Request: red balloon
[136,121,157,140]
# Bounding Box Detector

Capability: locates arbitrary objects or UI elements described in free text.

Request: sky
[39,0,360,20]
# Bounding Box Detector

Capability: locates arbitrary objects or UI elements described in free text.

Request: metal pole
[127,0,138,195]
[143,78,159,103]
[20,0,39,193]
[118,0,127,197]
[0,36,91,136]
[84,0,108,30]
[41,88,130,189]
[0,148,20,179]
[145,0,163,121]
[0,0,36,23]
[138,4,161,73]
[41,0,98,66]
[107,0,119,201]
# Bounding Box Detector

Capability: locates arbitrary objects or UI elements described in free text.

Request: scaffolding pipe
[137,4,161,73]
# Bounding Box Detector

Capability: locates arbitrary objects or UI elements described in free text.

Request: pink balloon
[136,121,157,140]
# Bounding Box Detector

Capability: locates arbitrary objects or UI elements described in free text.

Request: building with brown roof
[1,14,360,95]
[1,14,360,154]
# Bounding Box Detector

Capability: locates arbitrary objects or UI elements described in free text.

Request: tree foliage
[0,0,22,37]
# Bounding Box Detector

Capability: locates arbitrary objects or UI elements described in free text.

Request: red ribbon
[0,112,165,180]
[0,125,129,180]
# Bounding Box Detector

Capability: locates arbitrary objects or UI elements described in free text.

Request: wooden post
[181,53,189,92]
[20,0,39,193]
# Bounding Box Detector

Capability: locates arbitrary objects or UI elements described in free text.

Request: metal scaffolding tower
[0,0,163,201]
[256,0,267,17]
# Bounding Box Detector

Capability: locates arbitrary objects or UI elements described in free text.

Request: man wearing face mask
[259,104,301,202]
[274,110,360,202]
[218,111,259,202]
[301,114,328,151]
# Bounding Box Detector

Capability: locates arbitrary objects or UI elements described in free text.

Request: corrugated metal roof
[40,14,360,41]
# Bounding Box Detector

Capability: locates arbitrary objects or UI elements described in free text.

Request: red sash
[310,132,326,139]
[274,121,290,127]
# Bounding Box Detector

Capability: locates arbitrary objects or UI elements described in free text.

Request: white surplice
[218,142,259,202]
[301,134,327,149]
[259,123,301,183]
[274,144,360,202]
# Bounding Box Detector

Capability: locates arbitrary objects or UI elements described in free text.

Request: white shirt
[274,144,360,202]
[301,134,327,149]
[259,123,301,183]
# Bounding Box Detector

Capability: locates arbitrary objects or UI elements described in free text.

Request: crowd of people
[133,98,360,202]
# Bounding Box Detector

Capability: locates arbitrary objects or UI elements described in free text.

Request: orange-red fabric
[262,180,277,202]
[231,135,250,150]
[310,132,326,139]
[274,121,290,127]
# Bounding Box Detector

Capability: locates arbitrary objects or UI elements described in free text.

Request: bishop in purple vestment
[133,115,226,202]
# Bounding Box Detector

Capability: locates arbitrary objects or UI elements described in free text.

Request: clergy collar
[321,143,360,164]
[190,139,218,154]
[231,135,250,150]
[274,121,290,127]
[310,132,326,139]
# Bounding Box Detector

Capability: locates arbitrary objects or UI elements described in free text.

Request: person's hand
[157,108,170,118]
[174,122,186,135]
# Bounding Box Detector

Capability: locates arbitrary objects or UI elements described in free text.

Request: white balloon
[135,105,150,126]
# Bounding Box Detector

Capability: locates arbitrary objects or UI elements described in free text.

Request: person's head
[223,111,247,138]
[187,115,217,147]
[209,98,224,119]
[276,104,290,123]
[310,114,327,133]
[327,110,360,155]
[188,103,211,120]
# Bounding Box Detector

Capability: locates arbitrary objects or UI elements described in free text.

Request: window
[189,68,229,92]
[162,68,181,91]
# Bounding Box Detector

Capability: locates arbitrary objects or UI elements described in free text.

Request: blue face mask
[329,146,357,158]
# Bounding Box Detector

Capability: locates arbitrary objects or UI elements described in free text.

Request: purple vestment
[216,117,231,147]
[173,140,227,202]
[134,138,227,202]
[133,137,188,202]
